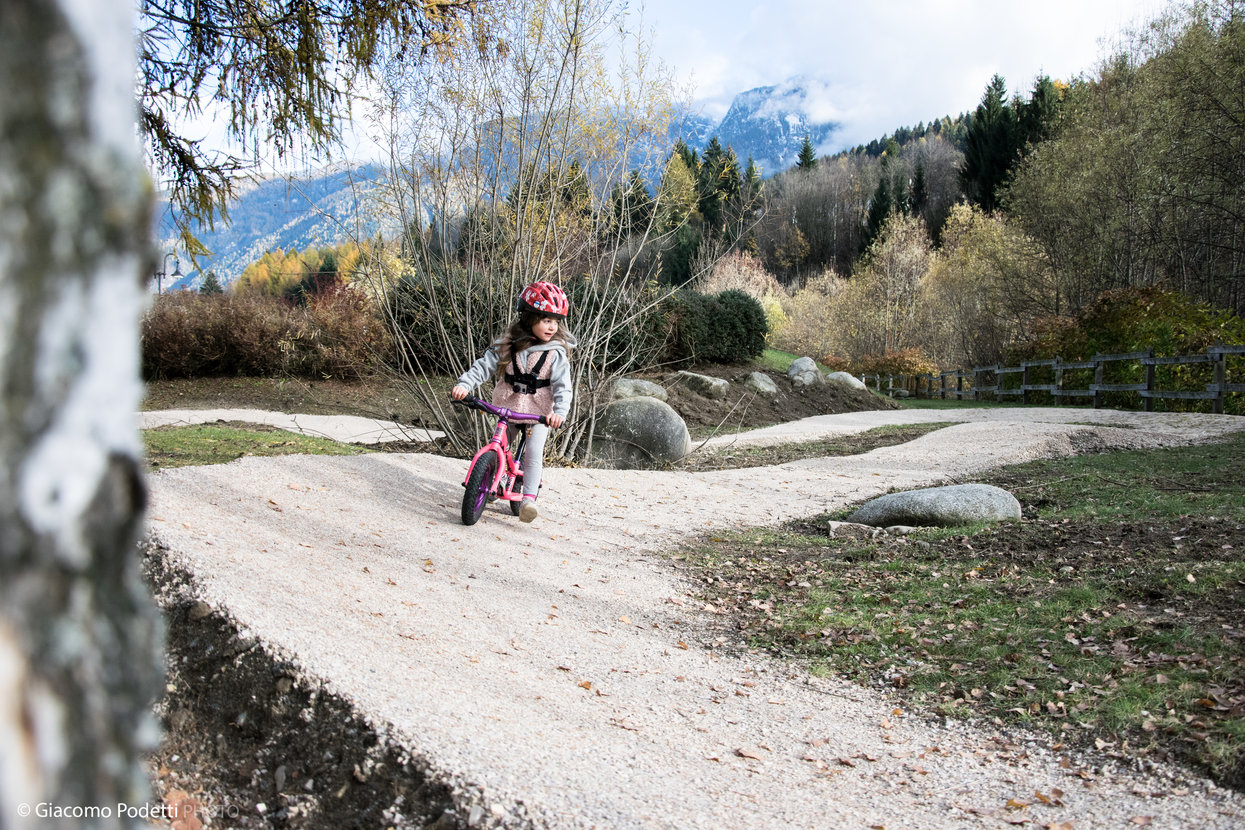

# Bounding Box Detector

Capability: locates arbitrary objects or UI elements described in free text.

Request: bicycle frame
[454,397,547,522]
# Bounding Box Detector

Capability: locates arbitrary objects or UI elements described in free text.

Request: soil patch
[143,543,463,829]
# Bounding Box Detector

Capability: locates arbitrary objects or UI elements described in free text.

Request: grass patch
[145,422,370,470]
[756,349,830,374]
[897,397,1024,409]
[673,430,1245,788]
[680,423,954,471]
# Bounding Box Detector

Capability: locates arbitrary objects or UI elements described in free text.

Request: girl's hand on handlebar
[547,413,564,428]
[451,385,469,401]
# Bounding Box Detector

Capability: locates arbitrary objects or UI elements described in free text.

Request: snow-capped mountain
[159,78,839,285]
[713,78,840,174]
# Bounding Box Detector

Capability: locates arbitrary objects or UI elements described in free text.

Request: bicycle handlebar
[452,395,548,425]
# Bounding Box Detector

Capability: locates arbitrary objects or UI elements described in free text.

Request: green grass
[757,349,831,374]
[144,423,370,470]
[897,397,1024,409]
[675,430,1245,787]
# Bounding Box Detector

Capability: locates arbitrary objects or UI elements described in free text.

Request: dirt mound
[145,545,461,829]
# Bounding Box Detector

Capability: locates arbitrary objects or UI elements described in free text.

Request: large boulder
[825,371,867,391]
[743,371,779,397]
[847,484,1022,528]
[787,357,823,387]
[672,370,730,400]
[591,397,691,469]
[612,377,669,402]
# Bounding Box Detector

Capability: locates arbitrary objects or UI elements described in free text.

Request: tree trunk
[0,2,161,828]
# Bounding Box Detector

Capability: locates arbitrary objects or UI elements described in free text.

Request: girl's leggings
[515,423,549,497]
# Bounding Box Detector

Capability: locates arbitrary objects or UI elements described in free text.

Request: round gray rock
[591,397,691,469]
[787,357,823,387]
[847,483,1021,528]
[672,370,729,400]
[743,371,779,397]
[825,371,866,391]
[612,377,669,402]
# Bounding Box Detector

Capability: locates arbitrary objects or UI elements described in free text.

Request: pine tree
[1018,74,1062,148]
[961,74,1019,212]
[910,162,929,219]
[697,137,738,231]
[796,134,818,170]
[864,172,892,250]
[199,271,224,294]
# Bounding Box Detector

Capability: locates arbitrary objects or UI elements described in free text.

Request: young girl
[451,281,574,523]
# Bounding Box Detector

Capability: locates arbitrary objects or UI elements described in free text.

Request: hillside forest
[145,0,1245,446]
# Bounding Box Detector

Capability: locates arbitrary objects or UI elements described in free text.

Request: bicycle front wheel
[461,452,499,526]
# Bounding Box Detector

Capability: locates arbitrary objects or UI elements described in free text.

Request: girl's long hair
[494,311,576,375]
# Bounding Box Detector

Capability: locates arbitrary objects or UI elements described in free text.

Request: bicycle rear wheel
[461,452,498,526]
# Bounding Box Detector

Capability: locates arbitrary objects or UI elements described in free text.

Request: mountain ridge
[158,79,841,286]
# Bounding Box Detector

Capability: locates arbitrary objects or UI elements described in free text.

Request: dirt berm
[145,407,1245,828]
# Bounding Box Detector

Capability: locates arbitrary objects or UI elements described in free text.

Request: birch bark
[0,1,161,827]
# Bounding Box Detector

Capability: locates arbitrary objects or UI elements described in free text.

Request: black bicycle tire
[509,475,524,516]
[461,452,498,526]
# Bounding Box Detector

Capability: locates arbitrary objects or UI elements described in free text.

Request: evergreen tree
[697,137,740,232]
[612,170,654,237]
[199,271,224,294]
[864,172,892,249]
[1018,74,1062,148]
[961,74,1019,212]
[910,162,929,219]
[796,134,818,170]
[674,139,699,176]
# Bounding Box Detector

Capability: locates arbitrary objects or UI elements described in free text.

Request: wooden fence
[861,344,1245,414]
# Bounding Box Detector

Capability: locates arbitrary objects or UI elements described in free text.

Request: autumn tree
[1007,0,1245,314]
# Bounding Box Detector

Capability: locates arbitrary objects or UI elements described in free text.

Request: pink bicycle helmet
[517,281,570,319]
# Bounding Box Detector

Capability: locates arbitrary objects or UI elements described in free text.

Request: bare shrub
[141,290,384,380]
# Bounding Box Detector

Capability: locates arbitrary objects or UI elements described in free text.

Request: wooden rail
[859,344,1245,414]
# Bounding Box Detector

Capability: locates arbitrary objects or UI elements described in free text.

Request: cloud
[752,77,844,125]
[646,0,1167,150]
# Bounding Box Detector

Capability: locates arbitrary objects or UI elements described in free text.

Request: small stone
[187,601,213,621]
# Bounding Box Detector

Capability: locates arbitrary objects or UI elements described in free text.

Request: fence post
[1213,349,1226,415]
[1092,355,1104,409]
[940,372,947,399]
[1053,358,1063,407]
[956,371,965,400]
[1144,349,1156,412]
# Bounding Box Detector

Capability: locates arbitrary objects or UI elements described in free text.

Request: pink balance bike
[452,396,547,525]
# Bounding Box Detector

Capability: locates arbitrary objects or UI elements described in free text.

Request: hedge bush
[141,290,384,380]
[661,289,769,365]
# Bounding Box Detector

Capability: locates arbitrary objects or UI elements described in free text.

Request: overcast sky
[638,0,1169,150]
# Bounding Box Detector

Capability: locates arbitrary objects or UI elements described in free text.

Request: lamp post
[154,252,183,294]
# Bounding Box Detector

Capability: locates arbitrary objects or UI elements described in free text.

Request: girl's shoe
[519,498,538,523]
